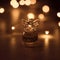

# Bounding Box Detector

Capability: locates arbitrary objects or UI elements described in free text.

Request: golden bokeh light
[38,14,45,21]
[11,26,15,30]
[25,0,31,6]
[19,0,25,6]
[58,22,60,27]
[0,8,5,13]
[45,30,49,35]
[57,12,60,18]
[42,5,50,13]
[10,0,19,8]
[27,13,35,19]
[30,0,36,4]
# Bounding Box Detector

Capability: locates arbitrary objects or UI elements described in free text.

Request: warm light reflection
[10,37,16,47]
[10,0,19,8]
[30,0,36,4]
[38,34,53,50]
[57,12,60,18]
[0,8,5,13]
[38,14,45,21]
[42,5,50,13]
[38,34,53,39]
[58,22,60,27]
[45,30,49,35]
[27,13,35,19]
[45,38,49,47]
[19,0,25,6]
[11,26,15,30]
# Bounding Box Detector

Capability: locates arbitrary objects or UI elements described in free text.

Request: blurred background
[0,0,60,60]
[0,0,60,34]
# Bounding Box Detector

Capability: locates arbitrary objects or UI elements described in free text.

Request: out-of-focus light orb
[10,0,19,8]
[0,8,5,13]
[19,0,25,6]
[11,26,15,30]
[30,0,36,4]
[57,12,60,18]
[42,5,50,13]
[58,22,60,27]
[27,13,35,19]
[25,0,31,6]
[38,14,45,20]
[45,30,49,35]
